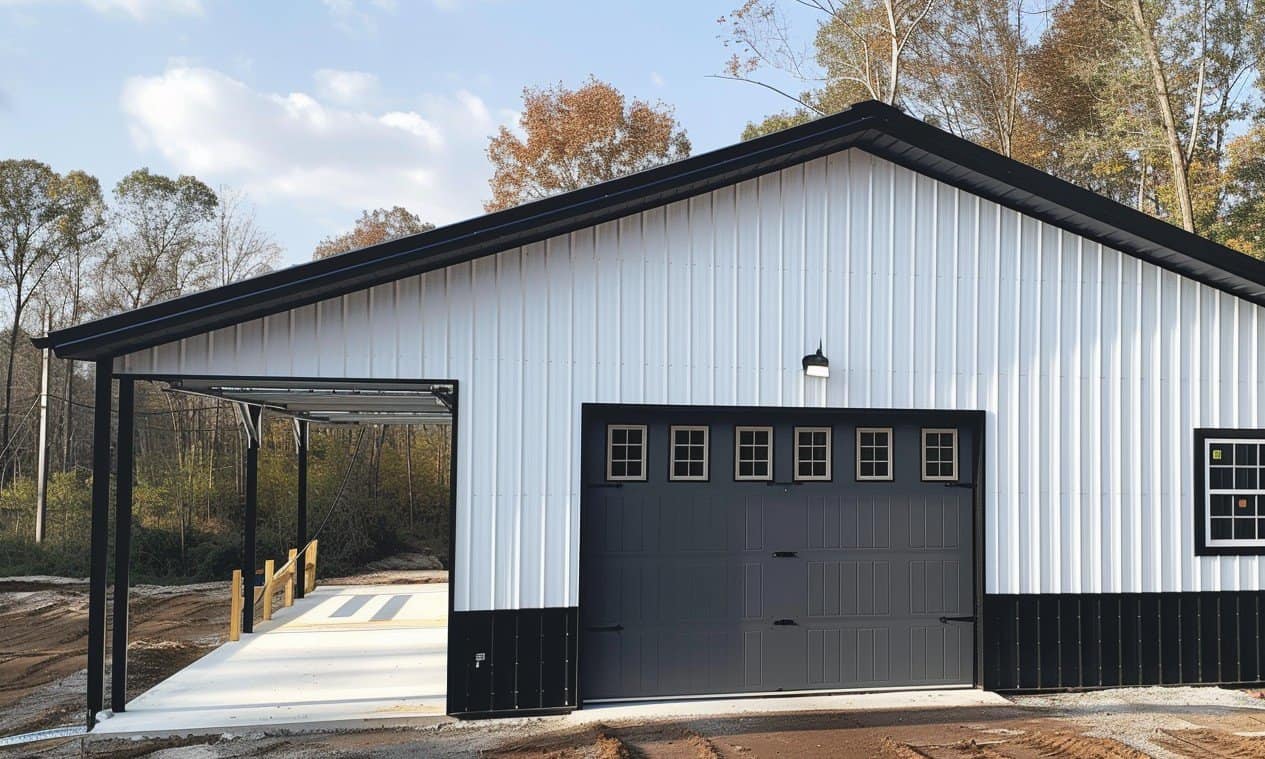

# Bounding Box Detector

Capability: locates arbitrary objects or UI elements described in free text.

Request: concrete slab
[567,688,1012,724]
[91,583,450,738]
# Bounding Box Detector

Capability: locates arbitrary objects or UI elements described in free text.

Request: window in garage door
[735,426,773,481]
[794,427,831,481]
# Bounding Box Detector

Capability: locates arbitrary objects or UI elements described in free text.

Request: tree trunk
[1129,0,1196,232]
[2,305,23,477]
[405,426,415,530]
[62,358,73,471]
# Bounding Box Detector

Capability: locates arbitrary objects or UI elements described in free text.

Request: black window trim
[1194,427,1265,556]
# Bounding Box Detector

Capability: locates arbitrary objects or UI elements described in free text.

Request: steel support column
[110,378,134,713]
[241,405,261,635]
[86,360,112,728]
[295,419,308,600]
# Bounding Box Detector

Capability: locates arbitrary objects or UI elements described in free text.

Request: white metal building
[43,100,1265,720]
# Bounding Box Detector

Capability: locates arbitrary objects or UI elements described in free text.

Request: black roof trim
[39,100,1265,360]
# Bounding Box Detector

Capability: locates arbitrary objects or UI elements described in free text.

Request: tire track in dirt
[1157,729,1265,759]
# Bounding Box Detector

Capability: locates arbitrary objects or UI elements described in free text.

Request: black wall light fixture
[802,342,829,378]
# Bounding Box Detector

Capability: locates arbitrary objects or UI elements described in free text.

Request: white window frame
[856,427,894,482]
[606,424,648,482]
[921,428,959,482]
[793,426,832,482]
[734,426,774,481]
[1204,437,1265,549]
[669,425,710,481]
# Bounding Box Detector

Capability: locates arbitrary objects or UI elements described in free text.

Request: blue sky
[0,0,794,266]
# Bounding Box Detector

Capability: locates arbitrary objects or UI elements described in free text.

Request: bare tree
[209,186,281,285]
[719,0,940,135]
[98,169,217,314]
[0,161,96,464]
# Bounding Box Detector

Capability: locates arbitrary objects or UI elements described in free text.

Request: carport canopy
[163,378,454,426]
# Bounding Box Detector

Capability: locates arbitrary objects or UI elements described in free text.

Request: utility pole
[34,311,51,543]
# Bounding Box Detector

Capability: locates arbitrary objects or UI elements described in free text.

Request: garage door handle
[939,616,975,624]
[586,624,624,632]
[773,619,797,626]
[772,551,798,558]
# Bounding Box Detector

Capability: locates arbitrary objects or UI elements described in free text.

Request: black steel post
[110,378,134,714]
[86,360,112,728]
[296,420,308,599]
[242,405,261,635]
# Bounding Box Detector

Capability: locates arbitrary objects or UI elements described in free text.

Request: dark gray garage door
[580,407,977,701]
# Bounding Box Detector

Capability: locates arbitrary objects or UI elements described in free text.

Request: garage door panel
[809,496,893,550]
[907,494,965,550]
[808,559,892,617]
[807,626,892,686]
[581,411,977,701]
[909,559,964,615]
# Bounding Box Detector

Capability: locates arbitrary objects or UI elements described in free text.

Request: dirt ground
[7,576,1265,758]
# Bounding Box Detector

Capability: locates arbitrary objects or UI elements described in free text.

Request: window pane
[1235,518,1256,539]
[1210,467,1234,489]
[1212,518,1233,540]
[1236,468,1259,490]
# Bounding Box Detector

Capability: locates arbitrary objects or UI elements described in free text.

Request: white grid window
[794,427,831,481]
[607,425,647,481]
[856,427,893,481]
[922,428,958,481]
[670,426,709,481]
[1205,438,1265,547]
[735,426,773,481]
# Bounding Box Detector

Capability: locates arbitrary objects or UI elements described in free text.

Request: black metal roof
[37,99,1265,360]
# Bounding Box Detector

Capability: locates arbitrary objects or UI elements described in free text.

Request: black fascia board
[37,99,1265,360]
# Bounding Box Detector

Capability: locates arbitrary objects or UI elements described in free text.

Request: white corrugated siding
[117,150,1265,609]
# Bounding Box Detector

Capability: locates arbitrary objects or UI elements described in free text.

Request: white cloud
[650,71,665,88]
[313,68,379,106]
[120,65,504,226]
[0,0,203,20]
[322,0,395,33]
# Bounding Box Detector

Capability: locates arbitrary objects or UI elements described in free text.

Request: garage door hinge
[943,482,974,489]
[938,615,976,624]
[773,619,797,626]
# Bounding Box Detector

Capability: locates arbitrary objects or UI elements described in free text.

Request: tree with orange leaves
[313,206,435,260]
[484,77,691,212]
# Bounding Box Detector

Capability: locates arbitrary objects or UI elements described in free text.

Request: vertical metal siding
[116,150,1265,610]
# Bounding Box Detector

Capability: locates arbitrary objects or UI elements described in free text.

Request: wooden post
[306,540,318,593]
[285,548,296,607]
[229,569,242,642]
[262,559,275,621]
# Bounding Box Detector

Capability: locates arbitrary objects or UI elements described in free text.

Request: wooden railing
[228,539,318,641]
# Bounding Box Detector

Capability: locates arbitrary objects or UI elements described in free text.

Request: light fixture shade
[802,343,829,378]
